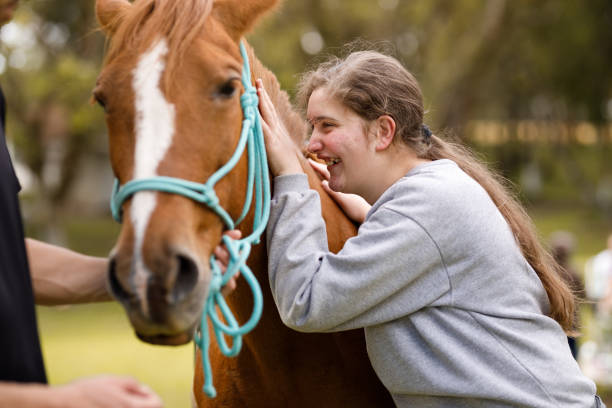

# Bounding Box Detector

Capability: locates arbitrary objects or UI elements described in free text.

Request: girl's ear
[374,115,396,151]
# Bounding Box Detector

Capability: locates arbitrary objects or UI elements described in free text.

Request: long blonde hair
[298,50,576,334]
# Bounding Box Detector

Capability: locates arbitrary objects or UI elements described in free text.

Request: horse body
[95,0,393,405]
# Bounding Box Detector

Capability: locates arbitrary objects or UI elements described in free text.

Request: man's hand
[56,376,163,408]
[0,376,163,408]
[213,230,243,296]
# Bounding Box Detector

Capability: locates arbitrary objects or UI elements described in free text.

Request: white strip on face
[130,38,175,311]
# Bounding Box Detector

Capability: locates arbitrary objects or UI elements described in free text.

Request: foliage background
[1,0,611,407]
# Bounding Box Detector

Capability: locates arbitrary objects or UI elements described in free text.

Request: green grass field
[36,303,193,407]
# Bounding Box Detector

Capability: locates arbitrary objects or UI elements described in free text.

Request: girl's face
[306,87,374,196]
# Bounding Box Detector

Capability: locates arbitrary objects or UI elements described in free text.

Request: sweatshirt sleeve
[266,174,451,333]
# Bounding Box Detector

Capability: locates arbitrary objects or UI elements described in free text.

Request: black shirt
[0,87,47,383]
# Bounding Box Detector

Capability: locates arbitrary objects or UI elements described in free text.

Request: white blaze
[130,38,175,310]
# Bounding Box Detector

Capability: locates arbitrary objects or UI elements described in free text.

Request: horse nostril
[108,258,131,302]
[172,254,199,303]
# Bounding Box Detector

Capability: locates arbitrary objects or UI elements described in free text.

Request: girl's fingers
[257,80,282,130]
[308,158,330,180]
[257,79,271,106]
[256,80,273,122]
[321,180,333,193]
[260,121,276,149]
[255,79,303,176]
[322,180,341,199]
[257,80,288,142]
[260,118,271,136]
[321,180,345,206]
[320,180,371,224]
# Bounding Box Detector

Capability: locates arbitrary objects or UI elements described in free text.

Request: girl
[220,49,602,407]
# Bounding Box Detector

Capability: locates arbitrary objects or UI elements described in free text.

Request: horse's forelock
[105,0,214,80]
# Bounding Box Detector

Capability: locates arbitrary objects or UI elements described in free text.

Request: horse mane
[105,0,214,80]
[246,46,310,149]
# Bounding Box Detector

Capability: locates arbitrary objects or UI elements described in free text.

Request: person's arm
[25,239,111,305]
[266,174,450,333]
[0,376,163,408]
[0,382,51,408]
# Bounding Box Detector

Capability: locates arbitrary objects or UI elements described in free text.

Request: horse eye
[216,80,238,99]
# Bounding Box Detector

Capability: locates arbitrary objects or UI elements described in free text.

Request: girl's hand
[308,159,371,224]
[256,79,304,177]
[213,230,242,296]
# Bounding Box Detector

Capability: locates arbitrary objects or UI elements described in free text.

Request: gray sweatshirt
[266,159,599,407]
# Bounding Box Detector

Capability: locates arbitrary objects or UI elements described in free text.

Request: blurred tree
[249,0,612,209]
[0,0,611,243]
[1,1,105,242]
[250,0,612,128]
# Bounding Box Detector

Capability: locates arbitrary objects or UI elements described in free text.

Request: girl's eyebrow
[308,116,337,126]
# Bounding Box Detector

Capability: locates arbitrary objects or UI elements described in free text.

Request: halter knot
[240,88,259,115]
[200,186,219,207]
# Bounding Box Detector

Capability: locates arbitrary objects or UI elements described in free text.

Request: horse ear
[214,0,280,39]
[96,0,131,34]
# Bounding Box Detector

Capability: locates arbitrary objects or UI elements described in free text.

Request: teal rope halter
[110,41,269,398]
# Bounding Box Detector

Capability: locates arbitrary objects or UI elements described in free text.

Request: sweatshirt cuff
[273,173,310,194]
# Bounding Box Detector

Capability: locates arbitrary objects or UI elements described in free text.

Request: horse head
[94,0,278,346]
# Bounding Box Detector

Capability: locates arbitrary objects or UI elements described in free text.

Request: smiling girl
[218,49,603,407]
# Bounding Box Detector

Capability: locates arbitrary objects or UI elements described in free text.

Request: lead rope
[110,41,270,398]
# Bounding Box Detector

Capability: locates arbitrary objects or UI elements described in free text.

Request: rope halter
[110,41,270,398]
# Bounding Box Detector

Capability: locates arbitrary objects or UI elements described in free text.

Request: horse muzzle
[136,330,195,346]
[108,247,211,345]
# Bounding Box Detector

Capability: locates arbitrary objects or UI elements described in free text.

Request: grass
[36,303,193,408]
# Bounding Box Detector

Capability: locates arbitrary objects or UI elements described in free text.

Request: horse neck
[247,46,309,148]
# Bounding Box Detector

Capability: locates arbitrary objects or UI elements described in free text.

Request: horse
[93,0,394,406]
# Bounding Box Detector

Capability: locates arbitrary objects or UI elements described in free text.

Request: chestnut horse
[94,0,394,406]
